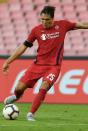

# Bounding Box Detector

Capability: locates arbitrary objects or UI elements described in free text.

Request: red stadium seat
[62,4,74,13]
[20,0,32,4]
[74,0,86,4]
[0,43,4,50]
[3,37,16,44]
[33,0,46,5]
[8,0,20,3]
[60,0,73,4]
[75,4,87,13]
[10,11,23,19]
[0,49,8,55]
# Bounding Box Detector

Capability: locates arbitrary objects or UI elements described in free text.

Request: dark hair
[40,6,55,18]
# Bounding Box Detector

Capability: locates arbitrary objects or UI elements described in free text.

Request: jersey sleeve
[64,20,76,31]
[27,27,36,43]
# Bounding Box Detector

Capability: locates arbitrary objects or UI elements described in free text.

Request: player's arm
[2,42,30,74]
[5,44,28,64]
[3,26,36,74]
[75,22,88,29]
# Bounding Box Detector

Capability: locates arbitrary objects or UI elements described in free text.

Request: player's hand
[2,62,9,74]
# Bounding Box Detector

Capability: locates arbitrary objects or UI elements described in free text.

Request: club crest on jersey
[55,25,59,30]
[41,34,47,40]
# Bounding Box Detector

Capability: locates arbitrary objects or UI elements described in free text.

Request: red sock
[30,89,47,114]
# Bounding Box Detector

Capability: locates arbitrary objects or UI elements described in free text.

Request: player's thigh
[41,66,60,90]
[19,68,39,87]
[19,67,43,88]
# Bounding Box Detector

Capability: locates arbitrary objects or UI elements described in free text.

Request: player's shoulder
[55,19,70,24]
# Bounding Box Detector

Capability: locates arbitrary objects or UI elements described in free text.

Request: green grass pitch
[0,103,88,131]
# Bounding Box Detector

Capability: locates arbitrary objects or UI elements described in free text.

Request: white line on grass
[1,123,88,127]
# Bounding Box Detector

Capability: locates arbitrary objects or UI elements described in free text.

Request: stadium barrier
[1,56,88,104]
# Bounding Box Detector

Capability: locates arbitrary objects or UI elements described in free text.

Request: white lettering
[10,69,27,93]
[59,70,85,94]
[83,76,88,94]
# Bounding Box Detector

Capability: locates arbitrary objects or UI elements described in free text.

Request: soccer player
[2,6,88,121]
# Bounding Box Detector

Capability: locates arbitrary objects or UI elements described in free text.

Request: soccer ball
[3,104,19,120]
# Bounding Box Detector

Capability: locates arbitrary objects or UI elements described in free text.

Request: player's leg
[29,81,49,114]
[4,81,28,104]
[27,80,49,121]
[4,66,36,105]
[28,66,60,121]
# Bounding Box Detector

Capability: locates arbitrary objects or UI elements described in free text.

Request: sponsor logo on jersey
[41,32,60,40]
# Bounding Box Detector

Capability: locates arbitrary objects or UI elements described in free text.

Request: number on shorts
[47,73,55,81]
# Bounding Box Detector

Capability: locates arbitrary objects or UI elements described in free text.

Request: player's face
[40,13,54,29]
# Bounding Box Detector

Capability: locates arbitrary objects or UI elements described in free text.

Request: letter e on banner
[59,69,85,95]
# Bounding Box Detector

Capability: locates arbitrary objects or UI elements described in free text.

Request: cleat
[27,112,36,121]
[4,97,11,105]
[4,95,16,105]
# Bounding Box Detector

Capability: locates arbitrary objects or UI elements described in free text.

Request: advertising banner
[0,58,88,103]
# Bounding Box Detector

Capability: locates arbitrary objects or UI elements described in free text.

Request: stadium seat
[75,4,87,13]
[47,0,60,6]
[0,49,8,55]
[10,11,23,19]
[33,0,46,5]
[64,50,77,56]
[8,0,20,3]
[3,37,16,43]
[62,4,74,13]
[24,11,37,20]
[64,11,76,20]
[78,11,88,21]
[74,0,86,4]
[0,43,4,50]
[0,3,7,11]
[8,3,21,12]
[60,0,73,4]
[22,3,34,12]
[71,36,83,44]
[20,0,32,4]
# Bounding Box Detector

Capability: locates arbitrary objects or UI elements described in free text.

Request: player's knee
[40,81,50,91]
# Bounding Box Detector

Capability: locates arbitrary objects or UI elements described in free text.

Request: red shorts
[20,63,61,88]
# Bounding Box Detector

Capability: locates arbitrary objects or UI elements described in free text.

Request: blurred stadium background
[1,1,88,130]
[0,0,88,56]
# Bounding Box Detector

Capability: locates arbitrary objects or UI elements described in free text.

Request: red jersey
[27,20,76,66]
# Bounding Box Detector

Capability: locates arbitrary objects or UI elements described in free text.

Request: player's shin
[29,89,47,114]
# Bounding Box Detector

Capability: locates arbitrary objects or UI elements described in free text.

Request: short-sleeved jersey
[27,20,76,66]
